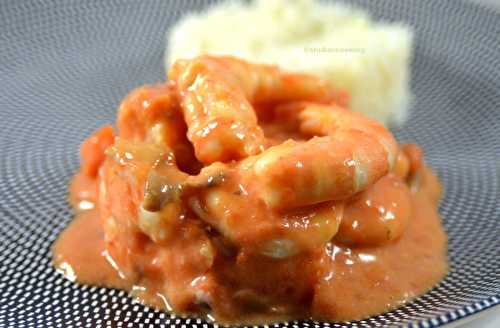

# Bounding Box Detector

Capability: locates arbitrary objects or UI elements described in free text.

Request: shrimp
[117,82,201,174]
[177,103,397,256]
[99,140,216,310]
[334,173,412,246]
[239,104,398,210]
[168,55,342,164]
[183,163,343,258]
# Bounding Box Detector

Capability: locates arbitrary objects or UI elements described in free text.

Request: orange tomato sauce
[52,65,447,324]
[54,163,447,324]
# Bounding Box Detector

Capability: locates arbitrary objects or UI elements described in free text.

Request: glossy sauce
[53,165,447,324]
[54,174,130,288]
[53,57,448,324]
[313,168,446,320]
[52,209,128,288]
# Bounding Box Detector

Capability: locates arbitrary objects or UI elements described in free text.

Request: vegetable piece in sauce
[143,170,182,212]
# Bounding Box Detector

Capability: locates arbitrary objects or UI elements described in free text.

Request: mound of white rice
[166,0,413,126]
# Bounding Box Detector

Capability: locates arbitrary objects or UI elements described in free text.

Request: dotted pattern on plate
[0,0,499,327]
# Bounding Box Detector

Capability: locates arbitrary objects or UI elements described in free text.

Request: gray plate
[0,0,499,327]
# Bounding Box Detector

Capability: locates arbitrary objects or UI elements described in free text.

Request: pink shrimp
[239,104,398,210]
[168,55,342,164]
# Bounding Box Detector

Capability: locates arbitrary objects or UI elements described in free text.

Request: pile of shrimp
[83,55,425,255]
[81,55,427,315]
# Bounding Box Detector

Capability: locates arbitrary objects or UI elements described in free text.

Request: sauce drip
[54,174,131,289]
[53,209,128,288]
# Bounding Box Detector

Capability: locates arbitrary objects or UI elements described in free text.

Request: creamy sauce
[54,174,130,289]
[313,170,447,320]
[53,167,447,324]
[52,210,129,288]
[53,58,447,324]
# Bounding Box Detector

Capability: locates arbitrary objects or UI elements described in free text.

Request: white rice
[166,0,413,126]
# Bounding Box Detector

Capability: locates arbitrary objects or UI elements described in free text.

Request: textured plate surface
[0,0,499,327]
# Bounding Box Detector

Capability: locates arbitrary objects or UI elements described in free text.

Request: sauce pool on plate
[54,168,447,323]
